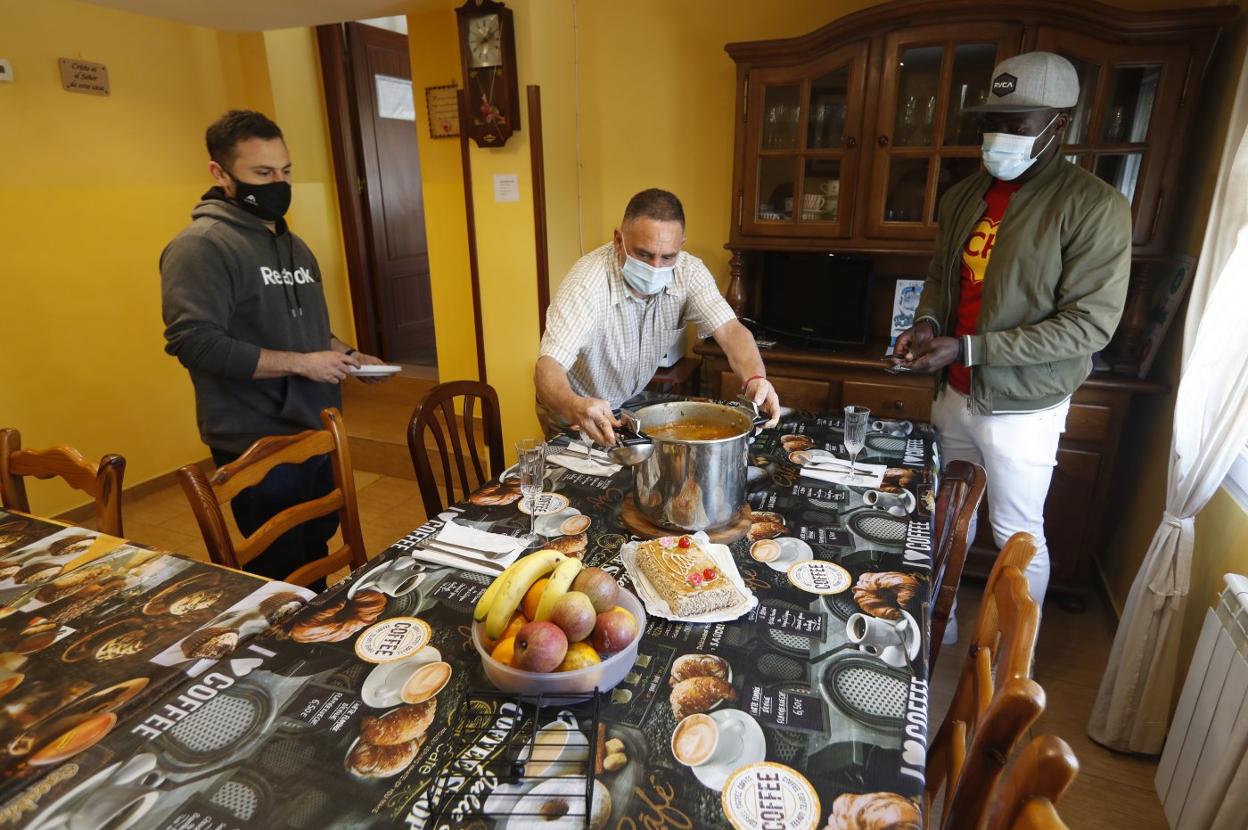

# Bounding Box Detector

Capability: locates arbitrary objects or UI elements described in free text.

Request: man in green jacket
[890,52,1131,640]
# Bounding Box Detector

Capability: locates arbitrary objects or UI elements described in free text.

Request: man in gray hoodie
[161,110,386,584]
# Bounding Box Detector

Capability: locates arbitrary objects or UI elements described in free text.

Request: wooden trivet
[619,494,752,544]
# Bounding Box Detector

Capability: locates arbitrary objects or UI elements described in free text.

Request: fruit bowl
[472,588,646,697]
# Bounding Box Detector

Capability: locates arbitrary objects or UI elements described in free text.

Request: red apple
[572,568,619,613]
[513,621,568,673]
[549,591,597,642]
[591,608,638,653]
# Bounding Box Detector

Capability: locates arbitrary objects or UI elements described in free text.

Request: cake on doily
[635,536,744,617]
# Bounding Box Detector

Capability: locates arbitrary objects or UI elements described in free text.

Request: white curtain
[1088,56,1248,754]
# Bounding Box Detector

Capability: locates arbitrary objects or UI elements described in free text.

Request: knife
[416,542,507,572]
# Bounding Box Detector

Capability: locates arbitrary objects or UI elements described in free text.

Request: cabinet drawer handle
[894,400,905,411]
[845,136,858,149]
[877,135,890,147]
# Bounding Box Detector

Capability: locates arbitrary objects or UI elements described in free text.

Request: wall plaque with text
[58,58,109,96]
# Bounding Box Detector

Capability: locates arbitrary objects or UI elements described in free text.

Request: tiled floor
[92,474,1165,829]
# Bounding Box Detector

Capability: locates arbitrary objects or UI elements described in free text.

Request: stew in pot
[645,422,741,441]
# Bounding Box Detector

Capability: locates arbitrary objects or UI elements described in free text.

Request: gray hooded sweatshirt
[161,190,341,453]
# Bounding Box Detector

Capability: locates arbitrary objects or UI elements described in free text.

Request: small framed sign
[425,84,460,139]
[58,58,109,96]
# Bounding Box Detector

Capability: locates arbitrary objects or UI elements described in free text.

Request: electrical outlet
[0,60,13,82]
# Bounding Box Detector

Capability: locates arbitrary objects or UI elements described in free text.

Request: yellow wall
[0,0,352,516]
[404,1,580,454]
[406,9,479,386]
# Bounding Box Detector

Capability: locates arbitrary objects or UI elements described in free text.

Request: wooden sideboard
[709,0,1231,604]
[696,339,1165,606]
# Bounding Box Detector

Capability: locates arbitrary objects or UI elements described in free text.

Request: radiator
[1155,573,1248,829]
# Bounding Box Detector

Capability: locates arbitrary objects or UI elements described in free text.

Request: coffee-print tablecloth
[6,407,938,830]
[0,511,314,817]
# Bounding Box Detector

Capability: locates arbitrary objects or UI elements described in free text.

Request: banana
[473,573,506,622]
[484,549,566,639]
[533,557,584,622]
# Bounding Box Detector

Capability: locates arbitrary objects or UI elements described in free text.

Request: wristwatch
[956,339,966,365]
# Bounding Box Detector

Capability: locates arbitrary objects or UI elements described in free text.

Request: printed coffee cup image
[372,560,426,598]
[750,539,782,563]
[520,712,588,779]
[560,514,591,535]
[671,711,744,768]
[400,661,452,705]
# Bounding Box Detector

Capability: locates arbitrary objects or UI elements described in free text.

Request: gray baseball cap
[965,51,1080,112]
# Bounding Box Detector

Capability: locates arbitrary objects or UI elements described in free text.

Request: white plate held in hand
[348,364,402,377]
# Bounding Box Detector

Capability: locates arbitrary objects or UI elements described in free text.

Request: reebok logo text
[260,266,316,286]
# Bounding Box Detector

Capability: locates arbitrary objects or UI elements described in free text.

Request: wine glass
[843,406,871,484]
[516,439,546,546]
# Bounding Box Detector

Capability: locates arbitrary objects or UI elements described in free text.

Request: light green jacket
[914,153,1132,414]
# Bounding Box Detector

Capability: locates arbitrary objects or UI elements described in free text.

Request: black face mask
[225,169,291,222]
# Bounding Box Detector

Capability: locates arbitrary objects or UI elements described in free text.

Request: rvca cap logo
[992,73,1017,97]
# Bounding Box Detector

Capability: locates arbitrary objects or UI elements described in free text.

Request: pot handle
[735,395,770,428]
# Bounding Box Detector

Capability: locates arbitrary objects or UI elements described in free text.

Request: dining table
[0,509,314,820]
[3,400,939,830]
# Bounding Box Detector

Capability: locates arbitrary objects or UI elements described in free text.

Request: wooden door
[864,23,1023,241]
[741,40,869,239]
[347,22,437,365]
[1032,27,1190,251]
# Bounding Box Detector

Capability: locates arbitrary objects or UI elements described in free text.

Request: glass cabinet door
[1035,27,1190,249]
[865,24,1022,241]
[743,41,869,238]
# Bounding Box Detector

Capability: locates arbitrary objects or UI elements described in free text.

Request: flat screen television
[758,252,872,347]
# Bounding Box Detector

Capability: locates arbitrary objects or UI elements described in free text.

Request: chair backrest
[926,565,1040,819]
[0,428,126,537]
[940,677,1048,830]
[930,460,987,667]
[985,735,1079,830]
[177,408,367,587]
[407,380,505,517]
[1006,799,1071,830]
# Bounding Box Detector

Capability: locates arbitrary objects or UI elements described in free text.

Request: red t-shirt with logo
[948,178,1023,395]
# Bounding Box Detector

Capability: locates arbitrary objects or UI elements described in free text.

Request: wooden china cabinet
[696,0,1233,606]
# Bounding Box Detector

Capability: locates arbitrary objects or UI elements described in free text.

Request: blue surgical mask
[981,114,1058,181]
[619,239,675,296]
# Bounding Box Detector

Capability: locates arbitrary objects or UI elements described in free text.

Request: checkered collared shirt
[540,243,737,409]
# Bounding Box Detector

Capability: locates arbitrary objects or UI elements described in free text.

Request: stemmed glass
[843,406,871,484]
[516,439,546,546]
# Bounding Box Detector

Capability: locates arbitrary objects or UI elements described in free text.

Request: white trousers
[930,387,1070,609]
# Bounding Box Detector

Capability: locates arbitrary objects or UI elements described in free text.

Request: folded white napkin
[800,460,887,488]
[438,520,526,557]
[409,520,526,575]
[546,445,622,477]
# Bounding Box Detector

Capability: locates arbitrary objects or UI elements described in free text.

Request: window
[1225,442,1248,512]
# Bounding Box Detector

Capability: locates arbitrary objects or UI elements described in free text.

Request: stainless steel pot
[628,401,754,531]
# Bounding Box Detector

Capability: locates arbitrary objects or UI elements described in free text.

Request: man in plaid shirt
[536,189,780,444]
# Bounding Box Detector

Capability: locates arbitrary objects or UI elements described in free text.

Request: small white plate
[361,645,442,708]
[348,364,402,377]
[762,537,814,572]
[690,709,767,791]
[534,508,583,538]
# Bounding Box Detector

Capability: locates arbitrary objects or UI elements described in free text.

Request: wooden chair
[985,735,1079,830]
[0,428,125,536]
[177,408,367,588]
[930,459,988,667]
[1003,799,1071,830]
[407,380,505,517]
[940,677,1048,830]
[926,563,1041,820]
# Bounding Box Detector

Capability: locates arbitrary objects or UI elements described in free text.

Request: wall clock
[455,0,520,148]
